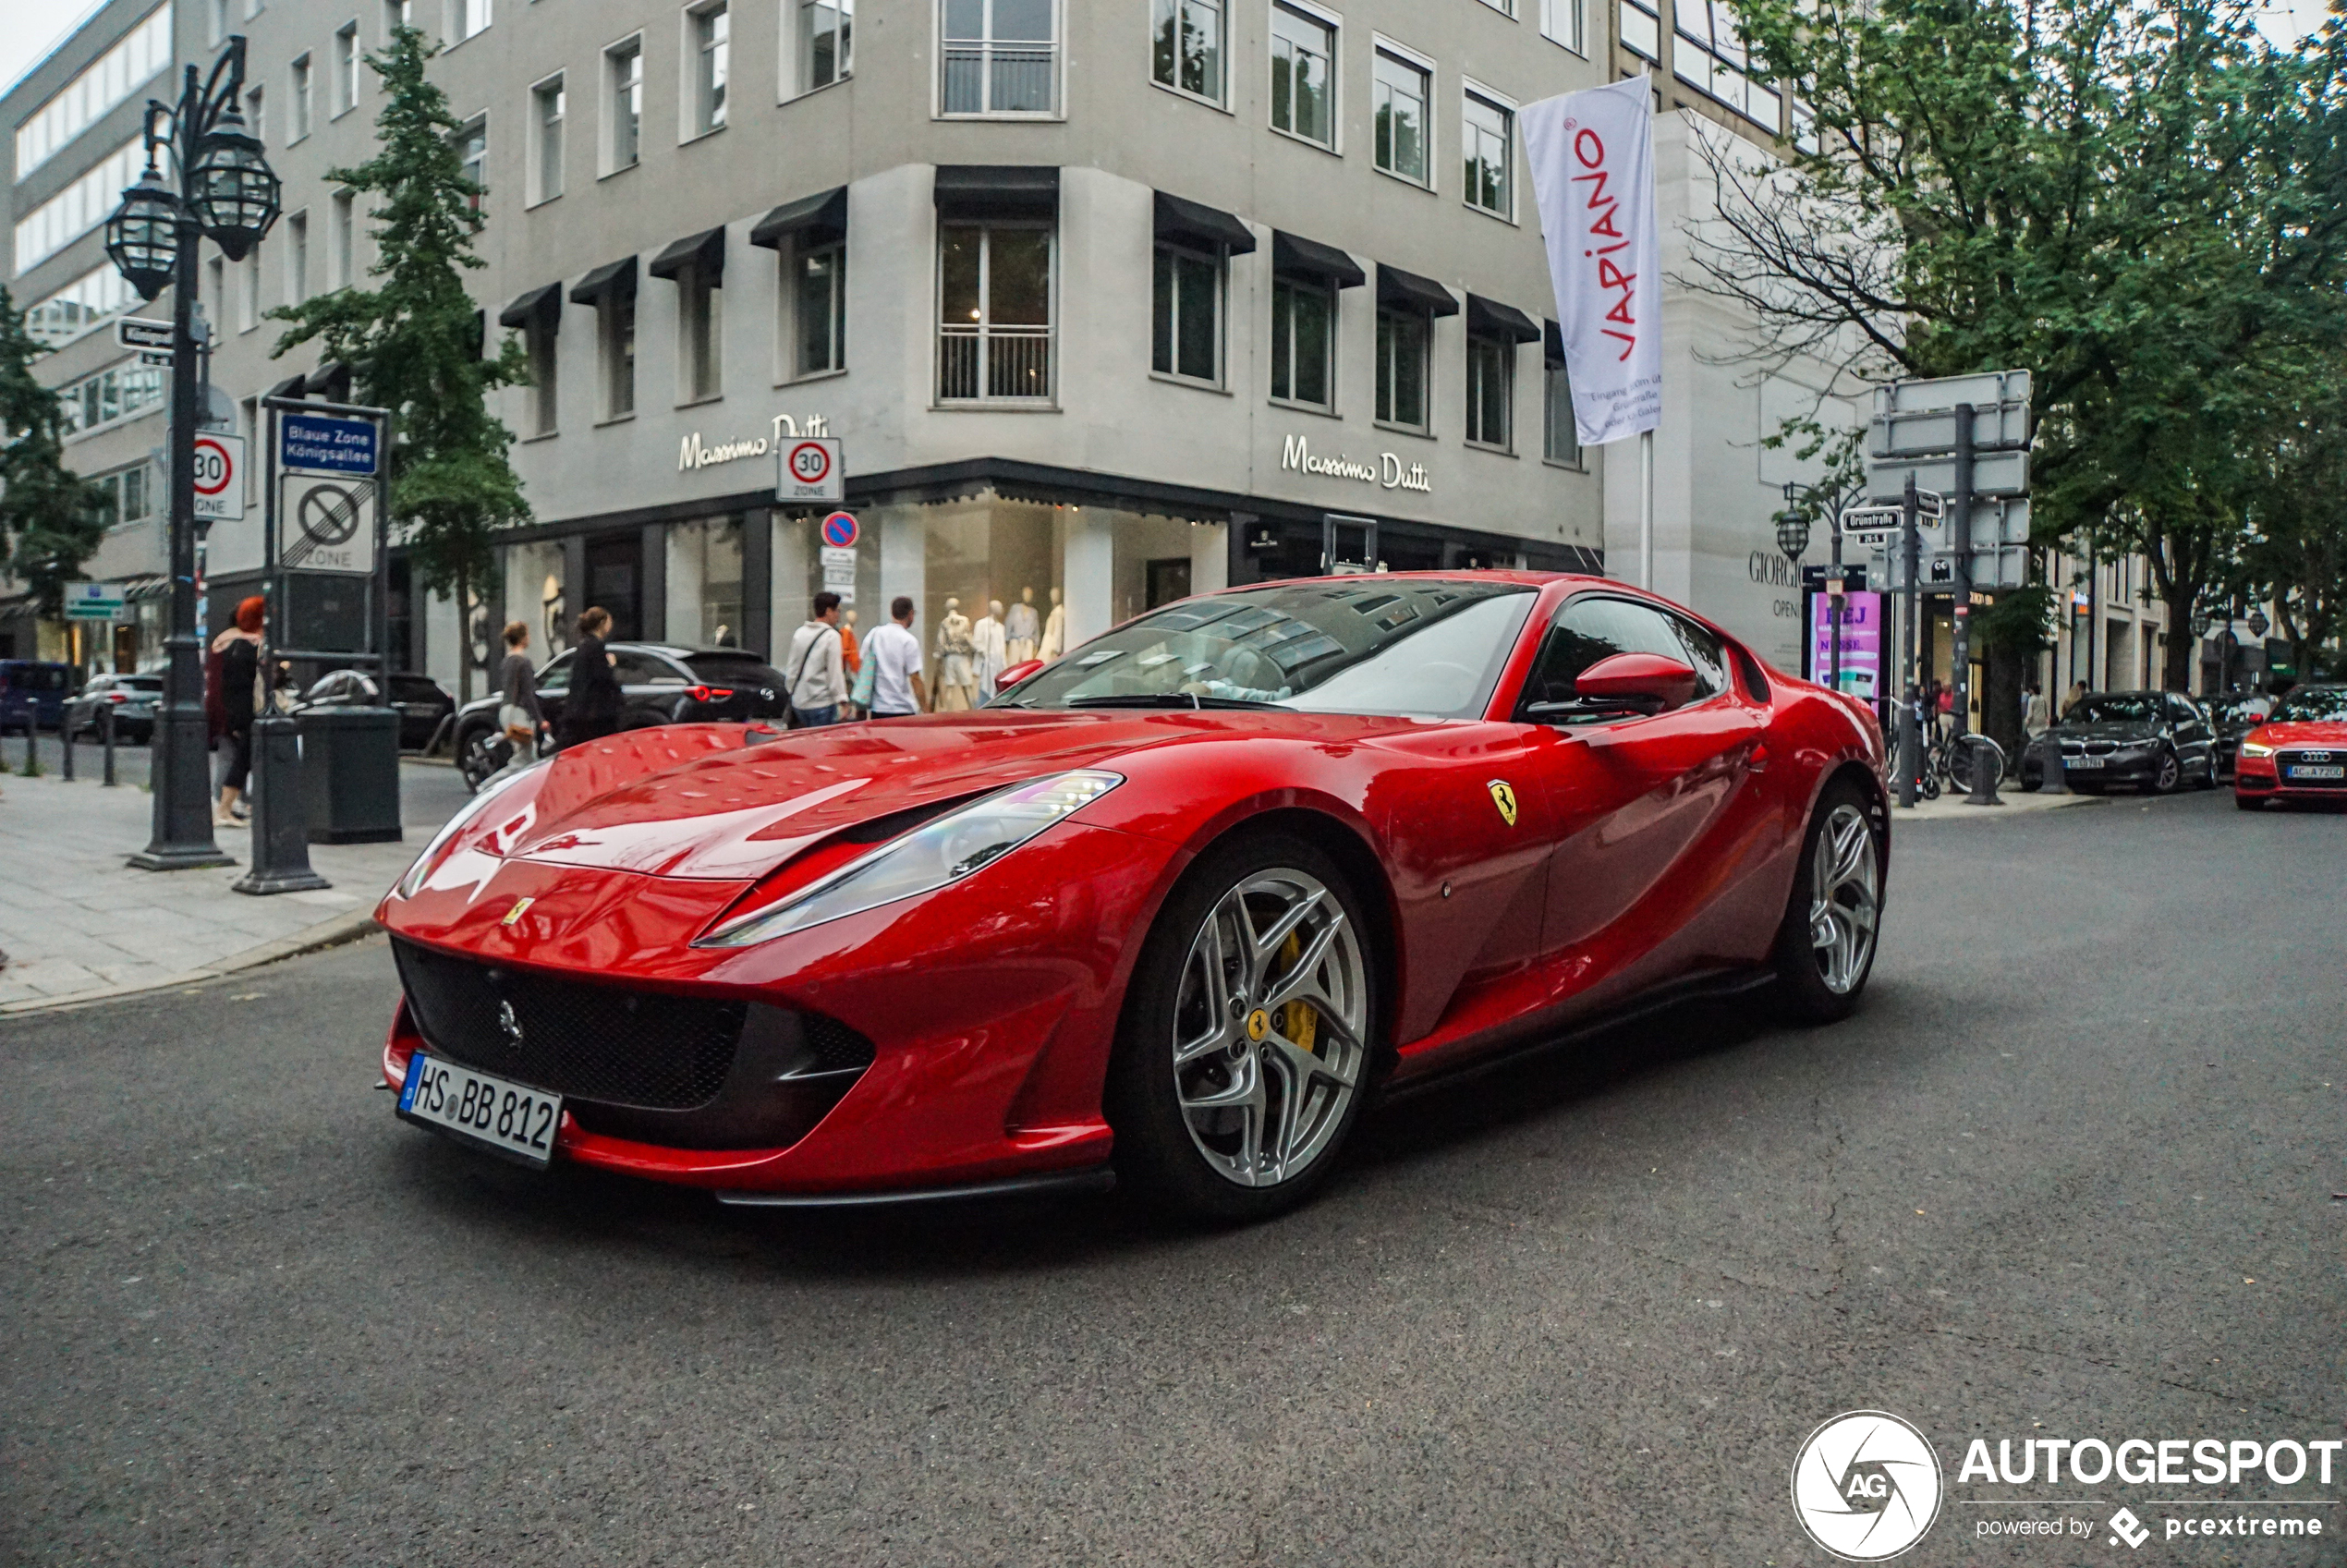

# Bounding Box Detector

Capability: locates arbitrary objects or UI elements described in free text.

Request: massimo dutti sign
[678,412,834,472]
[1281,433,1432,494]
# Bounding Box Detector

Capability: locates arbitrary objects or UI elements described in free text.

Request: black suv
[451,642,790,790]
[2020,689,2218,794]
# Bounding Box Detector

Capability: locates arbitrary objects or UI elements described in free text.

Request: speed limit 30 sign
[192,432,247,522]
[777,437,844,503]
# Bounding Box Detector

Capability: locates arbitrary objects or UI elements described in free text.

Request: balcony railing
[939,323,1053,402]
[940,43,1057,115]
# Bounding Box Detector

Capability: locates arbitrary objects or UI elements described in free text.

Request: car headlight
[393,759,548,899]
[697,770,1123,948]
[2239,740,2274,758]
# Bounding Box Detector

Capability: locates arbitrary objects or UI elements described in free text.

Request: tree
[2243,361,2347,683]
[1694,0,2347,690]
[270,24,528,699]
[0,286,106,620]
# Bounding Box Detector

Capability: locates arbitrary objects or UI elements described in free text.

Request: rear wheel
[1772,780,1884,1025]
[456,724,509,793]
[1106,834,1376,1222]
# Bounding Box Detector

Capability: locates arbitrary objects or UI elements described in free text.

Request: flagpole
[1639,428,1654,589]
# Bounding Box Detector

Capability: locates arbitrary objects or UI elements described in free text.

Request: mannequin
[1038,586,1066,662]
[839,608,862,712]
[1004,587,1040,664]
[934,597,979,711]
[973,599,1008,696]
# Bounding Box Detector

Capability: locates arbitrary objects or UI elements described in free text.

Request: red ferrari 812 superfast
[380,573,1890,1221]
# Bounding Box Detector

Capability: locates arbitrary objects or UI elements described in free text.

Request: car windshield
[2064,694,2161,724]
[390,676,442,701]
[2272,687,2347,723]
[2211,696,2268,723]
[124,675,162,691]
[1000,579,1538,721]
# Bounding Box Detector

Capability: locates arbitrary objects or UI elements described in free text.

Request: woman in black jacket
[211,596,265,825]
[556,606,622,750]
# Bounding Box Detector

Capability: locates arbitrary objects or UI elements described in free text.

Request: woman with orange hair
[208,596,265,824]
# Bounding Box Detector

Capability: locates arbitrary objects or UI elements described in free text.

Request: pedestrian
[864,596,929,718]
[556,606,622,750]
[1935,680,1955,741]
[495,621,546,763]
[2023,680,2051,738]
[784,592,848,727]
[209,596,265,826]
[2061,678,2088,718]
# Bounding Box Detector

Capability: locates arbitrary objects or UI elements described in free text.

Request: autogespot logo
[1792,1411,1945,1561]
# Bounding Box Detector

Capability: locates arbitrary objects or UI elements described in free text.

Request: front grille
[393,938,744,1110]
[2278,750,2347,788]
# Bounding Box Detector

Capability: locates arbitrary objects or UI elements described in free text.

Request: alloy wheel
[1170,869,1368,1189]
[2154,750,2181,793]
[1807,804,1879,996]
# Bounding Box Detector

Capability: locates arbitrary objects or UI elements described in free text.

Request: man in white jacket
[784,591,848,726]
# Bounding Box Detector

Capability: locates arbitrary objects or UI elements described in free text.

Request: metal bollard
[1964,735,2004,806]
[233,717,333,894]
[60,716,73,780]
[101,702,116,786]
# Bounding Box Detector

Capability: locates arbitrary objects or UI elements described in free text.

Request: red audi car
[379,574,1889,1220]
[2232,683,2347,808]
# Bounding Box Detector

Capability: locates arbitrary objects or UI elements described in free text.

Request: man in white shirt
[783,592,847,726]
[865,596,928,718]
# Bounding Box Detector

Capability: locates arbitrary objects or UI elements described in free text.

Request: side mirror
[996,658,1044,694]
[1572,652,1698,713]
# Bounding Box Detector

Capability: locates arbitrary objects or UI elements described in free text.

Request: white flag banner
[1522,77,1662,446]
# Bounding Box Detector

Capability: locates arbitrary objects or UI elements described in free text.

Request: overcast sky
[0,0,2336,134]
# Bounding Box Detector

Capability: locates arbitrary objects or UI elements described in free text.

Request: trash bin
[294,704,403,844]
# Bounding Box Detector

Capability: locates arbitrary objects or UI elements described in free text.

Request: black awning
[748,185,848,250]
[303,361,353,400]
[569,255,638,306]
[498,283,563,332]
[647,225,725,284]
[1271,229,1366,287]
[933,164,1060,219]
[1466,293,1541,344]
[264,374,308,401]
[1378,263,1459,317]
[1544,319,1566,366]
[1154,190,1256,254]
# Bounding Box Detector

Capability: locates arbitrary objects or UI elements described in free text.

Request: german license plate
[396,1051,561,1167]
[2288,764,2344,780]
[2067,756,2106,770]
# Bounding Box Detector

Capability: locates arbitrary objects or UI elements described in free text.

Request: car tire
[2150,748,2182,795]
[1105,833,1378,1224]
[1771,779,1885,1026]
[456,724,507,793]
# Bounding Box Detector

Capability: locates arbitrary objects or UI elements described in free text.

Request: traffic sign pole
[1898,475,1922,810]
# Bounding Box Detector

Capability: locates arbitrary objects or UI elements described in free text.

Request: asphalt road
[3,789,2341,1566]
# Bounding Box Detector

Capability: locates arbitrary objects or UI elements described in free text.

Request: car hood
[2252,719,2347,748]
[2055,720,2160,742]
[493,710,1413,881]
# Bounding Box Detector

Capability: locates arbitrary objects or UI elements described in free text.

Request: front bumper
[2233,755,2347,801]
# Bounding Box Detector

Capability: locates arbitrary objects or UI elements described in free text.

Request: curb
[0,906,384,1018]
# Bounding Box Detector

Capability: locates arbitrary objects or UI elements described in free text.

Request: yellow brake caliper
[1275,930,1319,1054]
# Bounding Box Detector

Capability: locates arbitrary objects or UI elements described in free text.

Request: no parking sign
[821,511,859,548]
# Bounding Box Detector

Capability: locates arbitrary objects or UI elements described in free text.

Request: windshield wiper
[1064,693,1283,711]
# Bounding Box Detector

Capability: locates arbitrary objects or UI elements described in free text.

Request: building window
[1152,242,1222,384]
[1465,333,1511,448]
[1792,91,1819,154]
[22,267,138,347]
[798,0,853,92]
[14,5,172,178]
[450,0,490,43]
[1152,0,1222,103]
[1620,0,1659,58]
[1542,352,1579,465]
[1270,4,1334,147]
[1375,306,1429,430]
[246,86,264,145]
[205,255,225,322]
[1540,0,1587,54]
[383,0,411,38]
[938,222,1052,401]
[602,294,637,417]
[527,323,557,435]
[334,24,360,115]
[11,140,143,276]
[1371,47,1429,185]
[1271,274,1333,408]
[238,248,260,332]
[532,76,564,202]
[290,55,313,140]
[57,362,167,437]
[285,210,309,302]
[681,267,723,401]
[93,464,156,529]
[1463,91,1513,216]
[607,39,643,170]
[455,116,486,209]
[330,189,356,288]
[211,0,230,44]
[690,3,729,135]
[794,243,845,376]
[941,0,1058,115]
[1674,0,1781,126]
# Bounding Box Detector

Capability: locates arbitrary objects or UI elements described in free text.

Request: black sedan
[2205,692,2274,779]
[62,672,163,743]
[2019,689,2218,794]
[451,642,791,790]
[288,669,456,750]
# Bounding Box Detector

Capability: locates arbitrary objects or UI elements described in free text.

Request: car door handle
[1747,740,1769,772]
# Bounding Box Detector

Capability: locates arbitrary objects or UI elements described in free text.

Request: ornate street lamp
[103,36,279,871]
[1773,510,1812,563]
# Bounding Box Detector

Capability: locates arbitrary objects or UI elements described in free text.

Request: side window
[1519,596,1709,711]
[1663,614,1730,700]
[536,650,576,693]
[2168,695,2199,724]
[614,651,687,687]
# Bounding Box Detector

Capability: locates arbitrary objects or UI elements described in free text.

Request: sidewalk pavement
[1893,784,2105,821]
[0,760,470,1015]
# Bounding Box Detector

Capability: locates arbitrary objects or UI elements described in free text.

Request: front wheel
[1106,834,1377,1223]
[2150,748,2182,795]
[1772,781,1885,1024]
[456,724,510,793]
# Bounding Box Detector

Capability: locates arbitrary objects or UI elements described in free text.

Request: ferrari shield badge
[1487,780,1519,828]
[502,897,535,927]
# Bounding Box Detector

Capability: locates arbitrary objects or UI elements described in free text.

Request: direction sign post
[777,437,844,503]
[64,581,127,621]
[116,317,175,352]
